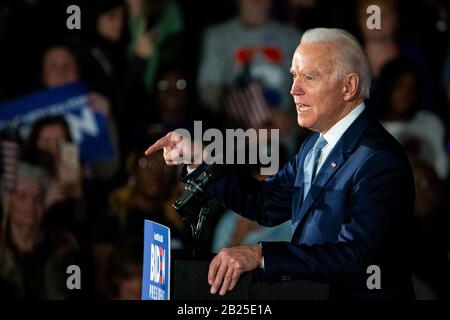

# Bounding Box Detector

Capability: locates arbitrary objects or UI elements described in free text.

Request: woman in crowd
[40,44,120,182]
[375,58,449,180]
[92,147,187,296]
[0,162,81,299]
[22,116,85,238]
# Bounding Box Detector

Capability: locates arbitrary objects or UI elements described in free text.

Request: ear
[342,73,360,101]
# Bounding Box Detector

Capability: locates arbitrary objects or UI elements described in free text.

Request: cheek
[97,18,113,37]
[43,68,60,85]
[35,206,45,221]
[115,18,124,32]
[66,67,79,81]
[312,90,341,120]
[41,145,59,159]
[310,84,336,109]
[322,80,342,103]
[391,90,402,104]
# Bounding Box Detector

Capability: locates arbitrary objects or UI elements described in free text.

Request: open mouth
[296,104,311,112]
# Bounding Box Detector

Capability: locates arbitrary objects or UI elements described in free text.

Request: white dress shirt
[315,102,365,175]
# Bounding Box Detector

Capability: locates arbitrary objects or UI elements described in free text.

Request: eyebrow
[290,69,320,76]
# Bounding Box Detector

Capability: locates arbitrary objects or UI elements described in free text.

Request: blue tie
[303,135,328,200]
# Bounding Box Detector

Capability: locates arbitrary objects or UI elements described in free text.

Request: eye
[305,75,314,81]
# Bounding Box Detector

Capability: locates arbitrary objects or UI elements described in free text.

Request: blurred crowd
[0,0,449,299]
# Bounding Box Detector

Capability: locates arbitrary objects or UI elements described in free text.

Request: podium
[172,259,330,300]
[170,186,329,300]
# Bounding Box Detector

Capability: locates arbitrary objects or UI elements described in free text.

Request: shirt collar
[322,102,365,148]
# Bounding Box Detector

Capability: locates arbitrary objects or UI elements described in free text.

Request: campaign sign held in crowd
[0,82,115,163]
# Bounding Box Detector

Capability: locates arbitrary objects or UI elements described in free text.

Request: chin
[297,115,312,129]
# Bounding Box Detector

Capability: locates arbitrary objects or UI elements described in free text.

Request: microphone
[172,163,223,212]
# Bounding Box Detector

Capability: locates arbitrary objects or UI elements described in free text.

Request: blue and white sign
[142,220,171,300]
[0,82,115,163]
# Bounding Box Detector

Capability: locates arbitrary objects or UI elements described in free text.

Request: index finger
[144,134,172,155]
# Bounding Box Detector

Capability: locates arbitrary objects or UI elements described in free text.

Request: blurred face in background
[42,46,79,88]
[358,0,398,40]
[157,70,188,122]
[117,275,142,300]
[9,179,45,229]
[389,71,417,118]
[36,124,67,164]
[134,153,175,200]
[239,0,272,27]
[97,6,125,42]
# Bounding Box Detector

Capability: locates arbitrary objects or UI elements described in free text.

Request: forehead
[291,43,337,74]
[39,123,66,137]
[45,47,75,63]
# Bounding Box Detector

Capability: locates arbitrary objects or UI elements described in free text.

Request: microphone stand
[172,163,224,259]
[192,205,210,241]
[172,190,212,259]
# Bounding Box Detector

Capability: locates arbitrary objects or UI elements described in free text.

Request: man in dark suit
[145,28,415,299]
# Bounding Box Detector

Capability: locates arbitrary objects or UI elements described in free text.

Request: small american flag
[1,140,19,192]
[223,82,272,129]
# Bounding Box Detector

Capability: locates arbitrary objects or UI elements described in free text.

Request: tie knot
[313,135,327,151]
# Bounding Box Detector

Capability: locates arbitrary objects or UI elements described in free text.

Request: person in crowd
[108,149,185,245]
[92,148,186,296]
[274,0,323,31]
[375,58,448,180]
[79,0,184,156]
[355,0,430,77]
[410,160,450,299]
[127,65,206,146]
[22,116,85,238]
[106,243,142,300]
[125,0,185,92]
[40,44,121,181]
[197,0,302,156]
[0,162,81,299]
[78,0,128,103]
[198,0,300,113]
[355,0,434,109]
[41,45,80,89]
[151,66,191,132]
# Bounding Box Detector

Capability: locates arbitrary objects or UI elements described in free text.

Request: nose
[290,77,304,96]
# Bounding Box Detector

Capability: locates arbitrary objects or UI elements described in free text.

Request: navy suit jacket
[189,108,415,300]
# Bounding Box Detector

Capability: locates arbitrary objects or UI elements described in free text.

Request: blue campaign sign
[0,82,115,163]
[142,220,171,300]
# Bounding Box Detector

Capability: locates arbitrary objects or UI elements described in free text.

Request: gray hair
[6,162,51,193]
[300,28,371,99]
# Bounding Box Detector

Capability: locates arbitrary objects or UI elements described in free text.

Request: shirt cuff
[187,166,195,174]
[258,242,264,270]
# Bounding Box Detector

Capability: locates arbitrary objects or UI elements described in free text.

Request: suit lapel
[293,148,345,231]
[291,108,372,240]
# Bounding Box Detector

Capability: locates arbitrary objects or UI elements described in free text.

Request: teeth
[297,104,310,111]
